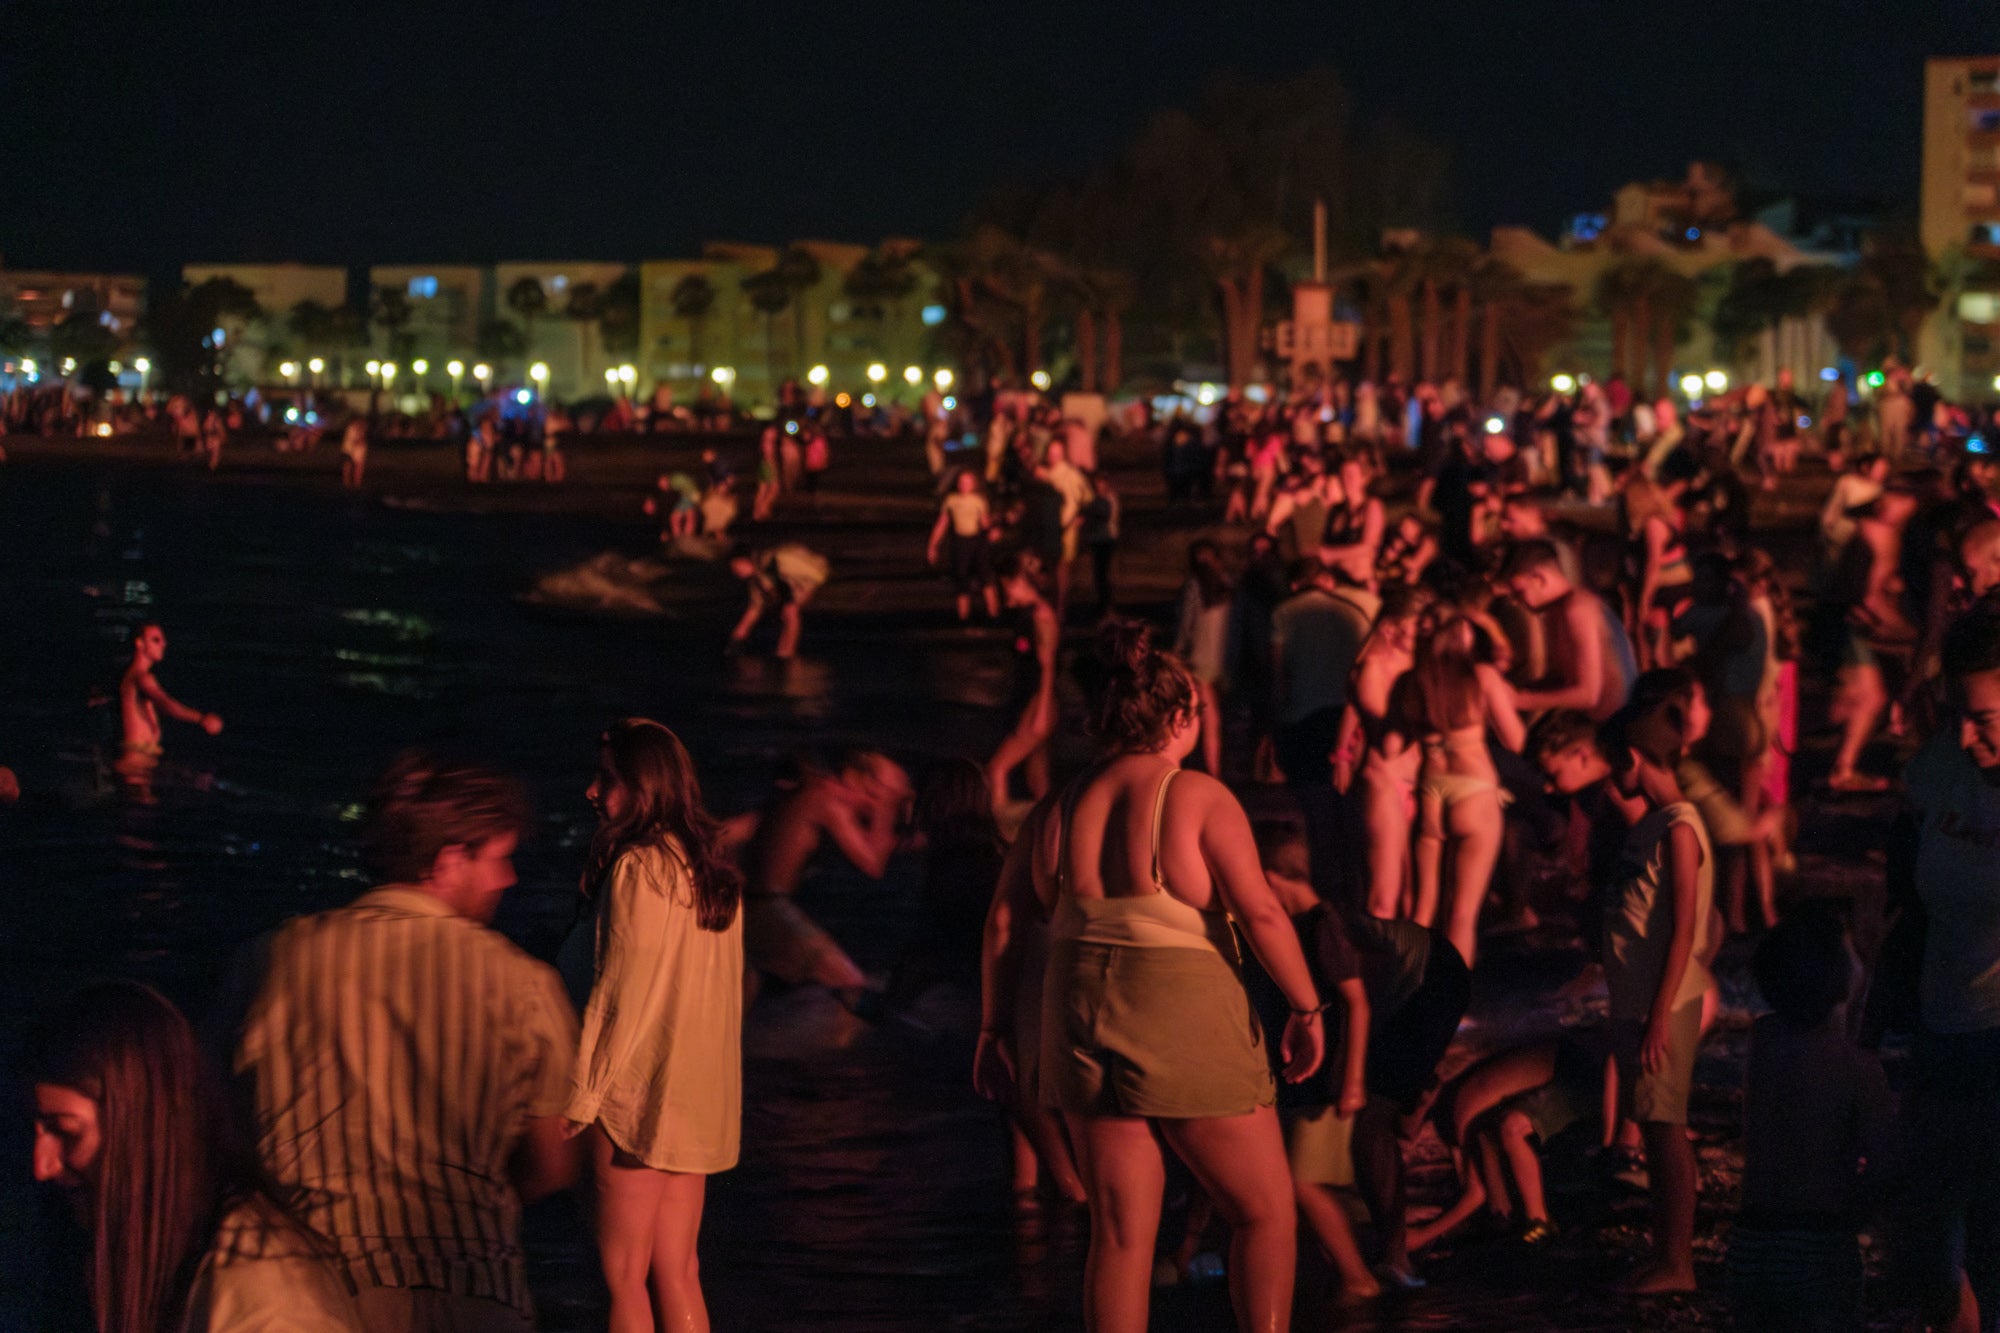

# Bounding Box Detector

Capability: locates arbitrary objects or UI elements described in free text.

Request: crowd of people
[23,350,2000,1333]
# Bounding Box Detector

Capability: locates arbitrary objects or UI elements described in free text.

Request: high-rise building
[1920,56,2000,397]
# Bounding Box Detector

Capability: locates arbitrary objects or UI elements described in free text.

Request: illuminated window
[407,275,438,299]
[920,304,947,326]
[549,274,569,293]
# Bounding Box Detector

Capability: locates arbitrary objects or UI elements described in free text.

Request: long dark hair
[23,983,247,1333]
[913,758,1003,858]
[1412,613,1483,732]
[584,718,742,931]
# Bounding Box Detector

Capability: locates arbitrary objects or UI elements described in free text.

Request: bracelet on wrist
[1290,1003,1328,1017]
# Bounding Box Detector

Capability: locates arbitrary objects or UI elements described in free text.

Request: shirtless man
[735,751,911,1001]
[1503,540,1635,721]
[120,623,223,756]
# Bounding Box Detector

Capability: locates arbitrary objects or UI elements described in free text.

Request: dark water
[0,453,1898,1331]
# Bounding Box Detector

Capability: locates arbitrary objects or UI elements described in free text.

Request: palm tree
[505,276,548,361]
[565,281,604,384]
[773,246,823,375]
[477,319,528,372]
[741,269,794,389]
[842,251,919,336]
[371,287,414,361]
[0,316,31,357]
[1594,259,1657,389]
[600,272,641,358]
[670,274,718,369]
[1646,267,1700,398]
[1207,225,1289,390]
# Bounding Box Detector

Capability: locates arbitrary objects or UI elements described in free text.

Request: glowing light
[60,358,76,375]
[366,360,381,376]
[133,357,149,373]
[95,422,113,437]
[942,395,957,410]
[514,389,532,405]
[1680,373,1704,398]
[446,360,463,377]
[211,327,226,345]
[834,392,851,408]
[1865,370,1885,387]
[866,362,887,384]
[381,362,397,384]
[529,362,549,385]
[306,357,324,374]
[1483,415,1507,435]
[412,359,428,375]
[785,420,799,435]
[1195,384,1217,406]
[20,358,35,374]
[920,304,947,326]
[284,407,299,423]
[1550,373,1576,394]
[278,361,299,378]
[711,365,735,385]
[1703,369,1728,393]
[1819,366,1840,382]
[862,393,878,407]
[934,368,954,390]
[807,364,829,386]
[1030,369,1052,391]
[618,364,635,386]
[605,367,620,386]
[903,364,922,386]
[472,363,491,382]
[108,360,121,374]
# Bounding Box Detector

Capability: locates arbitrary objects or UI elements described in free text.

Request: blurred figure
[728,544,829,659]
[224,751,580,1332]
[117,623,222,792]
[26,981,360,1331]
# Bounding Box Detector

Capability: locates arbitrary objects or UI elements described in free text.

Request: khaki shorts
[1612,998,1704,1125]
[1285,1104,1357,1186]
[1042,940,1274,1119]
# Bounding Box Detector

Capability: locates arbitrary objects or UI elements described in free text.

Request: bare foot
[1615,1264,1696,1295]
[1334,1274,1383,1304]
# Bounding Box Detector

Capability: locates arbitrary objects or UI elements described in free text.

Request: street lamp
[279,361,299,382]
[1550,373,1576,394]
[306,357,324,388]
[1704,369,1728,393]
[1679,373,1703,399]
[1031,369,1052,391]
[604,367,620,390]
[903,364,922,387]
[933,368,954,391]
[473,363,492,392]
[618,364,636,395]
[412,359,429,386]
[365,359,381,389]
[807,364,829,386]
[529,362,549,398]
[381,362,397,389]
[866,362,887,386]
[133,357,150,394]
[447,360,464,396]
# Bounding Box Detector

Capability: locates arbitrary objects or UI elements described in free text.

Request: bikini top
[1050,766,1238,958]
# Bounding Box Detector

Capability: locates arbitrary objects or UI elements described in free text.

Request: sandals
[1520,1219,1558,1247]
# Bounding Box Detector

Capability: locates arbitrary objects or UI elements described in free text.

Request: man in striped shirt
[226,751,580,1332]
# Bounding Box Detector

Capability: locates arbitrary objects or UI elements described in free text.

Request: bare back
[1030,756,1224,916]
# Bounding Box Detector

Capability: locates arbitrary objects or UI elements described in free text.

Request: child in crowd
[1600,697,1715,1294]
[1727,906,1893,1332]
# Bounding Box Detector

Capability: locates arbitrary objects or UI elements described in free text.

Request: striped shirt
[232,886,578,1319]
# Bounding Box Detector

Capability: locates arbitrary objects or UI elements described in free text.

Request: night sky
[4,0,1999,277]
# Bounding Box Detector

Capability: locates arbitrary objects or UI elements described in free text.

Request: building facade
[367,265,489,364]
[1921,55,2000,399]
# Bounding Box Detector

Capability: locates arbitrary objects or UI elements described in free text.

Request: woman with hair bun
[978,619,1325,1333]
[567,717,745,1333]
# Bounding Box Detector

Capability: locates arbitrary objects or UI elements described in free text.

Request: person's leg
[1407,1152,1489,1253]
[1295,1177,1381,1298]
[1069,1114,1166,1333]
[1162,1106,1298,1333]
[1362,773,1412,920]
[647,1171,710,1332]
[955,592,972,621]
[1411,794,1444,929]
[1472,1127,1512,1221]
[593,1128,672,1333]
[776,603,802,659]
[1444,791,1505,968]
[1497,1110,1551,1225]
[1020,1103,1087,1204]
[1831,663,1885,786]
[1620,1120,1697,1293]
[1352,1096,1414,1280]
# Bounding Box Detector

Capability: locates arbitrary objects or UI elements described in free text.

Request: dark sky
[4,0,1998,277]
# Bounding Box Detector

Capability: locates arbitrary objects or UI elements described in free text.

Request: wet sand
[0,429,1905,1329]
